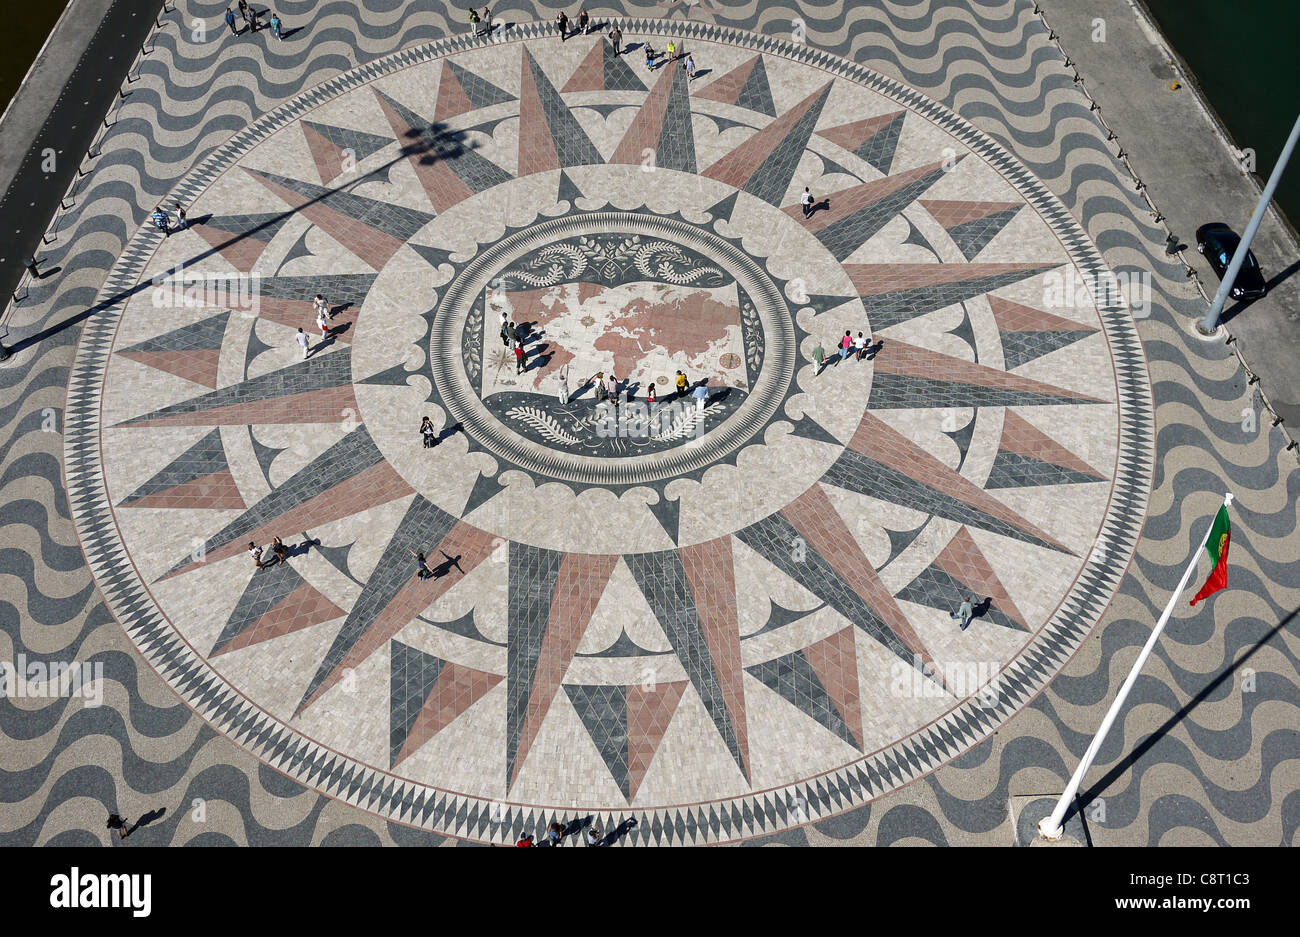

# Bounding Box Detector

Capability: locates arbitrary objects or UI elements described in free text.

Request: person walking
[665,39,676,60]
[592,371,608,412]
[481,6,492,36]
[609,24,622,54]
[578,8,589,34]
[224,7,237,34]
[296,327,311,359]
[174,203,188,230]
[951,595,974,630]
[584,822,603,846]
[605,372,619,410]
[468,6,480,34]
[106,813,132,840]
[692,378,709,414]
[515,833,535,846]
[811,342,825,375]
[270,12,283,40]
[247,5,259,32]
[420,416,438,448]
[674,369,687,400]
[151,206,170,236]
[499,317,511,347]
[684,53,697,80]
[314,293,332,320]
[248,542,266,570]
[271,536,290,564]
[238,0,250,27]
[514,342,526,374]
[801,186,814,219]
[557,364,570,405]
[316,308,331,341]
[505,320,518,350]
[854,331,868,361]
[838,330,853,361]
[556,11,568,40]
[546,821,565,846]
[644,44,657,70]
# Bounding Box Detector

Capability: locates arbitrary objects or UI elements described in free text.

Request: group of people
[150,203,188,237]
[565,368,710,416]
[248,536,292,570]
[223,3,286,39]
[515,816,637,847]
[500,314,532,374]
[296,294,336,358]
[809,330,878,374]
[554,8,594,40]
[467,5,494,37]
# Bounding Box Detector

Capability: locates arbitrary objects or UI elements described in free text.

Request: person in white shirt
[801,187,814,219]
[313,294,331,320]
[557,364,570,405]
[296,327,311,358]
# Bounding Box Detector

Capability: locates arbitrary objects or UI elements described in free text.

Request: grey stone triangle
[462,471,506,518]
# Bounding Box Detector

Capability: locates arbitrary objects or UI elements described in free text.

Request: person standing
[665,39,676,60]
[644,45,656,70]
[692,378,708,414]
[584,823,602,846]
[248,542,266,570]
[238,0,250,27]
[801,186,814,219]
[270,12,283,40]
[224,7,237,34]
[674,369,687,399]
[247,5,259,32]
[296,327,311,359]
[605,372,619,409]
[506,320,518,350]
[481,6,492,36]
[609,24,622,54]
[514,342,526,374]
[838,330,852,361]
[684,53,697,80]
[546,821,565,846]
[151,206,170,236]
[578,8,589,33]
[468,6,480,34]
[811,342,825,375]
[556,11,568,40]
[557,364,570,404]
[421,416,438,448]
[951,595,974,630]
[593,371,608,410]
[409,549,434,580]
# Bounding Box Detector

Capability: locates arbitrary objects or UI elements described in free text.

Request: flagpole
[1037,492,1234,840]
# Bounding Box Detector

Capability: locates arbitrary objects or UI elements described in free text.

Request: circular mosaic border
[65,19,1154,844]
[430,210,796,486]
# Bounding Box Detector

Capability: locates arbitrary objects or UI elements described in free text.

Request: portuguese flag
[1189,505,1231,606]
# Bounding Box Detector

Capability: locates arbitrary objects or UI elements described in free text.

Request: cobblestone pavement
[1,0,1296,847]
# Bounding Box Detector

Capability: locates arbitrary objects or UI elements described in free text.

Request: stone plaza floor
[0,0,1296,846]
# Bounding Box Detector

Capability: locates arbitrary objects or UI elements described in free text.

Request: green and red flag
[1189,505,1231,606]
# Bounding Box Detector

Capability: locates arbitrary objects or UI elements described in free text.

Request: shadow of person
[810,198,832,218]
[602,817,639,846]
[437,422,464,443]
[282,26,305,39]
[972,597,993,621]
[130,807,167,835]
[865,339,884,361]
[693,68,713,80]
[291,537,321,558]
[431,552,463,578]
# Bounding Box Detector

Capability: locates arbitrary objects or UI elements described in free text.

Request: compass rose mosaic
[65,20,1153,844]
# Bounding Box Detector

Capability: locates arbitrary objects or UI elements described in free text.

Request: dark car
[1196,222,1267,300]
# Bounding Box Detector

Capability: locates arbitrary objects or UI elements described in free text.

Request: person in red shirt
[514,343,525,374]
[515,833,534,846]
